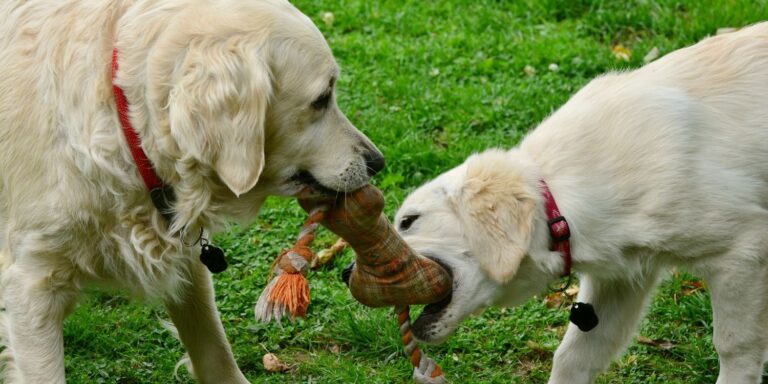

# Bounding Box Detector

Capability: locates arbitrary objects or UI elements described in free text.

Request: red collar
[112,48,175,219]
[111,48,164,190]
[540,180,572,277]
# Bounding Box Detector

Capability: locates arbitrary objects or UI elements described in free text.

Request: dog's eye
[399,215,419,231]
[311,90,332,110]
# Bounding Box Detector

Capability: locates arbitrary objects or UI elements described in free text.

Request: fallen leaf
[565,284,580,298]
[612,44,631,61]
[524,65,536,76]
[543,291,564,308]
[548,63,559,72]
[262,353,288,373]
[680,280,705,296]
[643,46,660,63]
[637,335,675,351]
[321,12,335,27]
[312,238,347,268]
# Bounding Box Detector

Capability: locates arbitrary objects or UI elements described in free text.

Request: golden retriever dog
[395,23,768,384]
[0,0,383,382]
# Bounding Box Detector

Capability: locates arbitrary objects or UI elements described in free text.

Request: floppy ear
[452,150,537,283]
[169,39,272,196]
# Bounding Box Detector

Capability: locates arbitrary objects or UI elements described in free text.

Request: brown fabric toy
[298,184,452,308]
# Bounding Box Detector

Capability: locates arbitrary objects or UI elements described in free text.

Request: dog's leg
[164,261,248,384]
[548,271,660,384]
[705,256,768,384]
[1,264,78,384]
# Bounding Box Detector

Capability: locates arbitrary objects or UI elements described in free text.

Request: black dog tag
[570,302,599,332]
[200,243,228,273]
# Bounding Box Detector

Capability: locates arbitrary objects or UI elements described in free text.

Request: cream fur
[396,23,768,384]
[0,0,382,382]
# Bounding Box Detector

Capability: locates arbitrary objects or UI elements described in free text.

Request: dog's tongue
[298,185,453,307]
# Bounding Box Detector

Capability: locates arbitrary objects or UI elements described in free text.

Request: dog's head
[395,149,556,343]
[116,0,383,228]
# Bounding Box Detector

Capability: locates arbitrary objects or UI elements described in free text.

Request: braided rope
[254,208,325,323]
[396,306,446,384]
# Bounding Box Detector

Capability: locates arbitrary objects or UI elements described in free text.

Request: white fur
[0,0,382,382]
[396,23,768,384]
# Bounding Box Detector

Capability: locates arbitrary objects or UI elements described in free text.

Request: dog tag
[569,302,598,332]
[200,243,228,273]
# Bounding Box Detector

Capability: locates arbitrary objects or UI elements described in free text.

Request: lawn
[64,1,767,383]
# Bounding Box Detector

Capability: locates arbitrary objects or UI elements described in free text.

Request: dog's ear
[452,150,537,283]
[169,39,271,196]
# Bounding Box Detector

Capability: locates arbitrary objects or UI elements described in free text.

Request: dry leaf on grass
[311,238,347,268]
[612,44,631,61]
[543,283,580,308]
[262,353,289,373]
[543,291,564,308]
[636,335,675,351]
[680,280,705,296]
[321,12,334,27]
[643,47,660,63]
[524,65,536,76]
[565,284,580,297]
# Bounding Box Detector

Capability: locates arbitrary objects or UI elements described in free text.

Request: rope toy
[397,306,446,384]
[254,208,325,323]
[255,185,453,381]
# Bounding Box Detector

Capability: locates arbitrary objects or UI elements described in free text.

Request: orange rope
[254,208,326,323]
[397,306,446,383]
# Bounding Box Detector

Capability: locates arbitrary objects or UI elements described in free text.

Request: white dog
[395,23,768,384]
[0,1,384,383]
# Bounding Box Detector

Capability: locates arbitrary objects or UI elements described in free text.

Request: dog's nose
[364,150,385,176]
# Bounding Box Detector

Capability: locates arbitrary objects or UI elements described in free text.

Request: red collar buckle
[540,180,572,277]
[547,216,570,243]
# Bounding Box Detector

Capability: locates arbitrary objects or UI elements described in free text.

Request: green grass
[64,1,768,383]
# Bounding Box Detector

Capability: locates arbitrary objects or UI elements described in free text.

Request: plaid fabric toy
[298,184,452,307]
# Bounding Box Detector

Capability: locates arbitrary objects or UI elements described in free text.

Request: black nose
[364,150,385,176]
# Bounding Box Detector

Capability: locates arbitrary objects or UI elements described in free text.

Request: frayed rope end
[255,272,309,324]
[255,208,325,324]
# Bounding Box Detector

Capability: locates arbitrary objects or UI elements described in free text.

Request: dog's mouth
[290,170,339,197]
[411,257,454,342]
